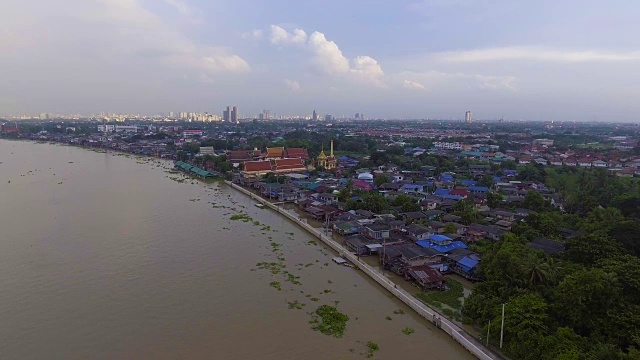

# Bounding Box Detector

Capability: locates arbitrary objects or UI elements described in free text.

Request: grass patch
[393,309,405,315]
[402,327,415,335]
[230,214,252,222]
[287,300,305,310]
[309,305,349,338]
[256,261,285,275]
[269,281,282,291]
[385,316,392,321]
[285,272,302,285]
[416,279,464,310]
[366,341,379,358]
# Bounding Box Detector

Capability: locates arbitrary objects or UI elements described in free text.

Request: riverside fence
[226,181,500,360]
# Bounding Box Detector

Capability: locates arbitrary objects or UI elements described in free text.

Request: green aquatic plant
[310,305,349,338]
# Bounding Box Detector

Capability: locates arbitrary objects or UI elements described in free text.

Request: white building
[434,142,462,150]
[115,125,138,133]
[97,124,115,132]
[200,146,215,155]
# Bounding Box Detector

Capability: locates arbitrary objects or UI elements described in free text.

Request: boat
[254,203,266,208]
[332,257,347,265]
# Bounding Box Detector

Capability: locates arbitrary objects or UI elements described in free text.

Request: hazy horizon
[1,0,640,122]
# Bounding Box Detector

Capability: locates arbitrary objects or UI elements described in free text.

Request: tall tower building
[465,111,473,123]
[223,106,231,122]
[231,106,238,123]
[312,110,318,121]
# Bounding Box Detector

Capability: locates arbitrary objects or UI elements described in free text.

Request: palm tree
[527,258,551,286]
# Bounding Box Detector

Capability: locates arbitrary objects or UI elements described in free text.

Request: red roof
[352,180,373,191]
[450,188,470,197]
[228,150,251,161]
[243,161,272,172]
[265,147,285,158]
[285,148,309,160]
[273,158,305,171]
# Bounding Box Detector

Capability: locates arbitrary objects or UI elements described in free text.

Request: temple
[317,140,337,170]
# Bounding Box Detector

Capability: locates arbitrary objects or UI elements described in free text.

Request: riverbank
[225,180,500,360]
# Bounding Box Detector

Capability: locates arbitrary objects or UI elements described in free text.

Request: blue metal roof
[461,179,478,186]
[457,256,479,272]
[401,184,423,190]
[434,188,451,196]
[430,234,452,242]
[441,194,463,200]
[469,186,489,192]
[416,240,468,253]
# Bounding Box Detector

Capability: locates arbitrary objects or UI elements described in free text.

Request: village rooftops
[527,237,565,254]
[416,239,468,253]
[364,223,390,232]
[384,243,440,260]
[401,211,428,220]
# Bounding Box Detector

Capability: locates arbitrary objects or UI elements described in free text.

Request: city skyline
[1,1,640,121]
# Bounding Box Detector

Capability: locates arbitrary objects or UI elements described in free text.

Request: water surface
[0,140,474,359]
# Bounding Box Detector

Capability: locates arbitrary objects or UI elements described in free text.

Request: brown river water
[0,140,474,360]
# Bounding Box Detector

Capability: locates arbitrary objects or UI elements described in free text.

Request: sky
[1,0,640,121]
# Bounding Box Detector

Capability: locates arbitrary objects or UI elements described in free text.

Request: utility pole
[486,320,490,346]
[500,303,506,349]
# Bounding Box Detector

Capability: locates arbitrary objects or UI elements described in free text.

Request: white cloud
[398,70,517,92]
[164,0,191,16]
[242,29,264,40]
[434,46,640,63]
[284,79,301,92]
[80,0,249,73]
[270,25,307,46]
[307,31,351,75]
[350,56,385,86]
[263,26,385,86]
[403,80,426,90]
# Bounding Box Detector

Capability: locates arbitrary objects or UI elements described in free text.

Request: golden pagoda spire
[318,143,327,159]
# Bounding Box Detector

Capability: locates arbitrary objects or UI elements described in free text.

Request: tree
[564,233,623,266]
[553,268,621,337]
[501,294,550,360]
[524,191,551,211]
[443,223,458,234]
[487,191,503,209]
[478,173,495,187]
[374,174,390,187]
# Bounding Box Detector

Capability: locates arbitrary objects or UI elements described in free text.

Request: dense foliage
[464,168,640,359]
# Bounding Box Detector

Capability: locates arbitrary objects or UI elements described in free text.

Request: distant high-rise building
[312,110,318,121]
[355,113,360,120]
[232,106,238,123]
[223,106,231,122]
[324,114,332,121]
[465,111,473,123]
[262,109,270,120]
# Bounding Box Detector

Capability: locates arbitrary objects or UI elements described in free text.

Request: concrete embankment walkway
[226,181,500,360]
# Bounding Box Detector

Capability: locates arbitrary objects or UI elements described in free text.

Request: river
[0,140,474,359]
